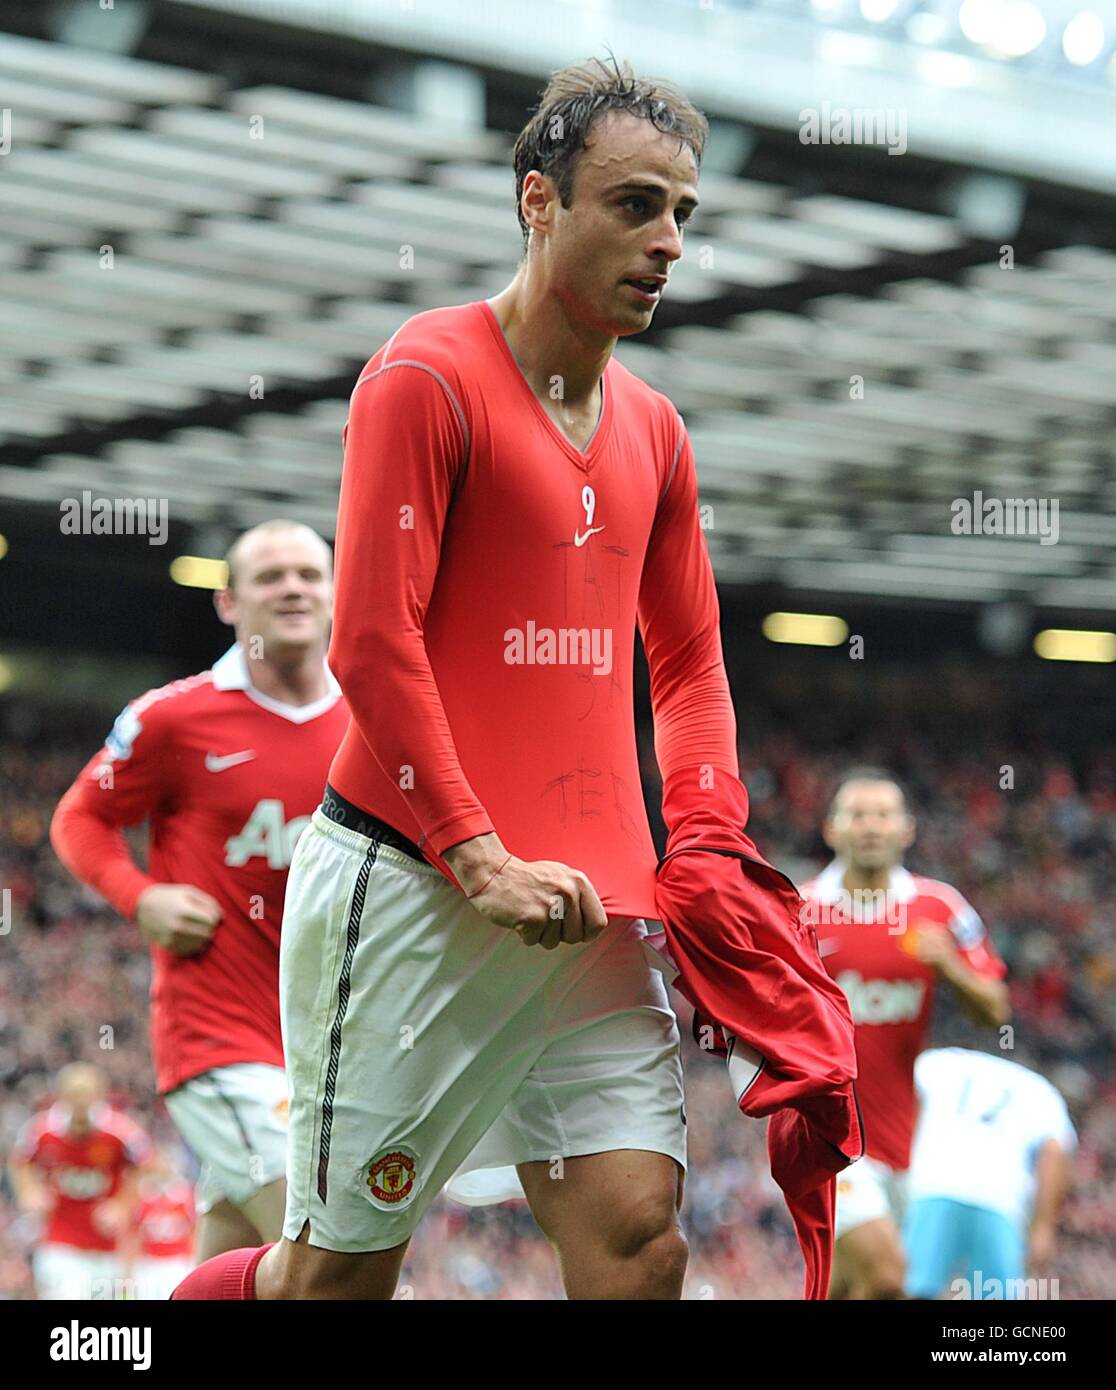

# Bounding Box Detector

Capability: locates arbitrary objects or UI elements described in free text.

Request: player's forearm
[8,1161,46,1212]
[642,554,738,783]
[7,1161,29,1204]
[941,958,1010,1026]
[50,786,156,920]
[442,831,511,895]
[1031,1140,1070,1230]
[651,658,739,782]
[956,974,1009,1026]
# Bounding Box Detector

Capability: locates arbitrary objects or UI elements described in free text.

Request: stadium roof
[1,26,1114,629]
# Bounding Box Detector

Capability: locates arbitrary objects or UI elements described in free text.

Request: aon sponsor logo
[55,1166,111,1199]
[837,970,926,1024]
[225,799,310,868]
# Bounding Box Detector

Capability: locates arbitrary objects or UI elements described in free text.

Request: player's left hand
[905,923,959,970]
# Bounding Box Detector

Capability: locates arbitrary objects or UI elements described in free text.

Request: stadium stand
[2,655,1113,1298]
[3,30,1116,607]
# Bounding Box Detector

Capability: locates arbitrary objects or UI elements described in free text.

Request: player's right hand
[467,856,608,950]
[22,1186,54,1218]
[135,884,221,956]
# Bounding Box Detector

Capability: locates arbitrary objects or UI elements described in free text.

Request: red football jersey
[134,1180,196,1258]
[328,300,738,917]
[14,1102,150,1252]
[51,645,349,1093]
[801,860,1006,1170]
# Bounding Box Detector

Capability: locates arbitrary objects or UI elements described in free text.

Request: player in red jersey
[800,769,1011,1300]
[51,520,348,1263]
[176,60,739,1302]
[8,1063,150,1300]
[121,1146,198,1300]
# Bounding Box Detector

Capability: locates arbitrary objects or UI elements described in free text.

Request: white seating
[1,36,1114,610]
[0,31,219,104]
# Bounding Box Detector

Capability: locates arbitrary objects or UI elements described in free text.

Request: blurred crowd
[1,656,1114,1297]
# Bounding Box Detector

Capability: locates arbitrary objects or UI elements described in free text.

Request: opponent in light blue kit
[904,1047,1076,1299]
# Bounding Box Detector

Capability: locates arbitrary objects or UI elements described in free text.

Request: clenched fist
[135,884,222,956]
[446,836,608,950]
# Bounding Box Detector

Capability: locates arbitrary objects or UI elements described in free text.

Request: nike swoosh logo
[205,750,256,772]
[818,938,839,957]
[573,526,605,547]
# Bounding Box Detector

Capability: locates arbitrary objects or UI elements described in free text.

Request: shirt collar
[814,858,918,906]
[49,1100,110,1132]
[211,644,341,725]
[47,1101,71,1130]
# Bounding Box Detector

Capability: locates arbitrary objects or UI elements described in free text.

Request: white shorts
[132,1255,195,1300]
[835,1155,908,1239]
[33,1244,118,1300]
[280,808,686,1252]
[163,1061,288,1214]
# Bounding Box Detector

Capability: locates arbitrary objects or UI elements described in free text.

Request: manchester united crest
[364,1148,418,1206]
[87,1139,115,1167]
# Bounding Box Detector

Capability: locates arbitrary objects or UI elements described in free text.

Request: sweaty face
[224,530,333,656]
[539,111,699,337]
[825,780,913,873]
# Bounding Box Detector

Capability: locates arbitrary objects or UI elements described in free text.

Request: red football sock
[171,1243,274,1300]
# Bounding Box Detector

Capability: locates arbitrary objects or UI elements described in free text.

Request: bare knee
[863,1256,907,1300]
[846,1247,906,1300]
[639,1222,689,1287]
[601,1199,689,1293]
[608,1199,684,1258]
[834,1219,906,1301]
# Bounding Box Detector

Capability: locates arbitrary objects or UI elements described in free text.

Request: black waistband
[320,784,426,862]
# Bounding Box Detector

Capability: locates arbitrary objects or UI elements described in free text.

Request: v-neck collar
[479,299,612,470]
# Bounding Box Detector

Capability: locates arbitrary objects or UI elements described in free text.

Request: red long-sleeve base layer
[328,300,738,918]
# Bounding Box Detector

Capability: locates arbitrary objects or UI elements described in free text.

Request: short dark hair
[512,54,708,248]
[827,766,909,816]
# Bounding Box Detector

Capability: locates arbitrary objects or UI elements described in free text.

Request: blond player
[52,522,348,1261]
